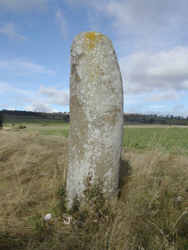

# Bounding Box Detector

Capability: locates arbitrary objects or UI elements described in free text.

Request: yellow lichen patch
[84,32,103,49]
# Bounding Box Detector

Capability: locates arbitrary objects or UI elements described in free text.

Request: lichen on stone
[84,32,103,50]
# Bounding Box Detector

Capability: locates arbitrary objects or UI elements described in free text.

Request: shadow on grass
[118,157,132,199]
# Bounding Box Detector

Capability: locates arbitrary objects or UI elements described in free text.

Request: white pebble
[44,213,52,221]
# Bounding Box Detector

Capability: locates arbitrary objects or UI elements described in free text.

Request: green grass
[124,127,188,154]
[37,125,188,155]
[5,122,188,154]
[38,128,69,137]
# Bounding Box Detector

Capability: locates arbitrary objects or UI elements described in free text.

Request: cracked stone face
[66,31,124,208]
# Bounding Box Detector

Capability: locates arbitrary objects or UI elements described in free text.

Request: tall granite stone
[66,31,124,208]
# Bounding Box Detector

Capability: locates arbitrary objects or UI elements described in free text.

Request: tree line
[1,110,188,126]
[124,113,188,126]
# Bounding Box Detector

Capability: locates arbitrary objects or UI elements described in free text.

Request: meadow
[0,122,188,249]
[5,122,188,154]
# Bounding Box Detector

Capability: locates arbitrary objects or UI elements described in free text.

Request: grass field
[0,123,188,249]
[5,122,188,154]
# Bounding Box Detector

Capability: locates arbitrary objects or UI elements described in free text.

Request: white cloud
[0,23,26,40]
[0,82,69,112]
[67,0,188,51]
[144,91,179,102]
[0,81,32,96]
[25,103,57,113]
[40,86,69,106]
[67,0,188,32]
[103,0,188,35]
[120,47,188,96]
[119,46,188,115]
[0,59,55,75]
[66,0,106,9]
[0,0,48,12]
[0,81,36,110]
[56,9,68,39]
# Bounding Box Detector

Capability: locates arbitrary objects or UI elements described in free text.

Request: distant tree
[149,117,155,124]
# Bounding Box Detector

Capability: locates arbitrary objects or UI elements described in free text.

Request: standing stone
[66,31,124,208]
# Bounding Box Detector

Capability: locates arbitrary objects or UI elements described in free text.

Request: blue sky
[0,0,188,116]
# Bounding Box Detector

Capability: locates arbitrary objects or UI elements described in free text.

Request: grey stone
[66,31,124,208]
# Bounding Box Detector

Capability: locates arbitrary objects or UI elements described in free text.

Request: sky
[0,0,188,116]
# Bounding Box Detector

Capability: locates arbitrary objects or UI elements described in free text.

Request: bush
[18,124,27,129]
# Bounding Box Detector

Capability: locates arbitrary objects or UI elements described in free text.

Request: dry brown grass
[0,130,67,237]
[0,129,188,250]
[117,149,188,249]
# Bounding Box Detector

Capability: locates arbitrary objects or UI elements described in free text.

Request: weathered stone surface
[66,31,124,207]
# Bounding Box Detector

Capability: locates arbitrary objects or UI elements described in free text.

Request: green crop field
[5,122,188,155]
[124,126,188,154]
